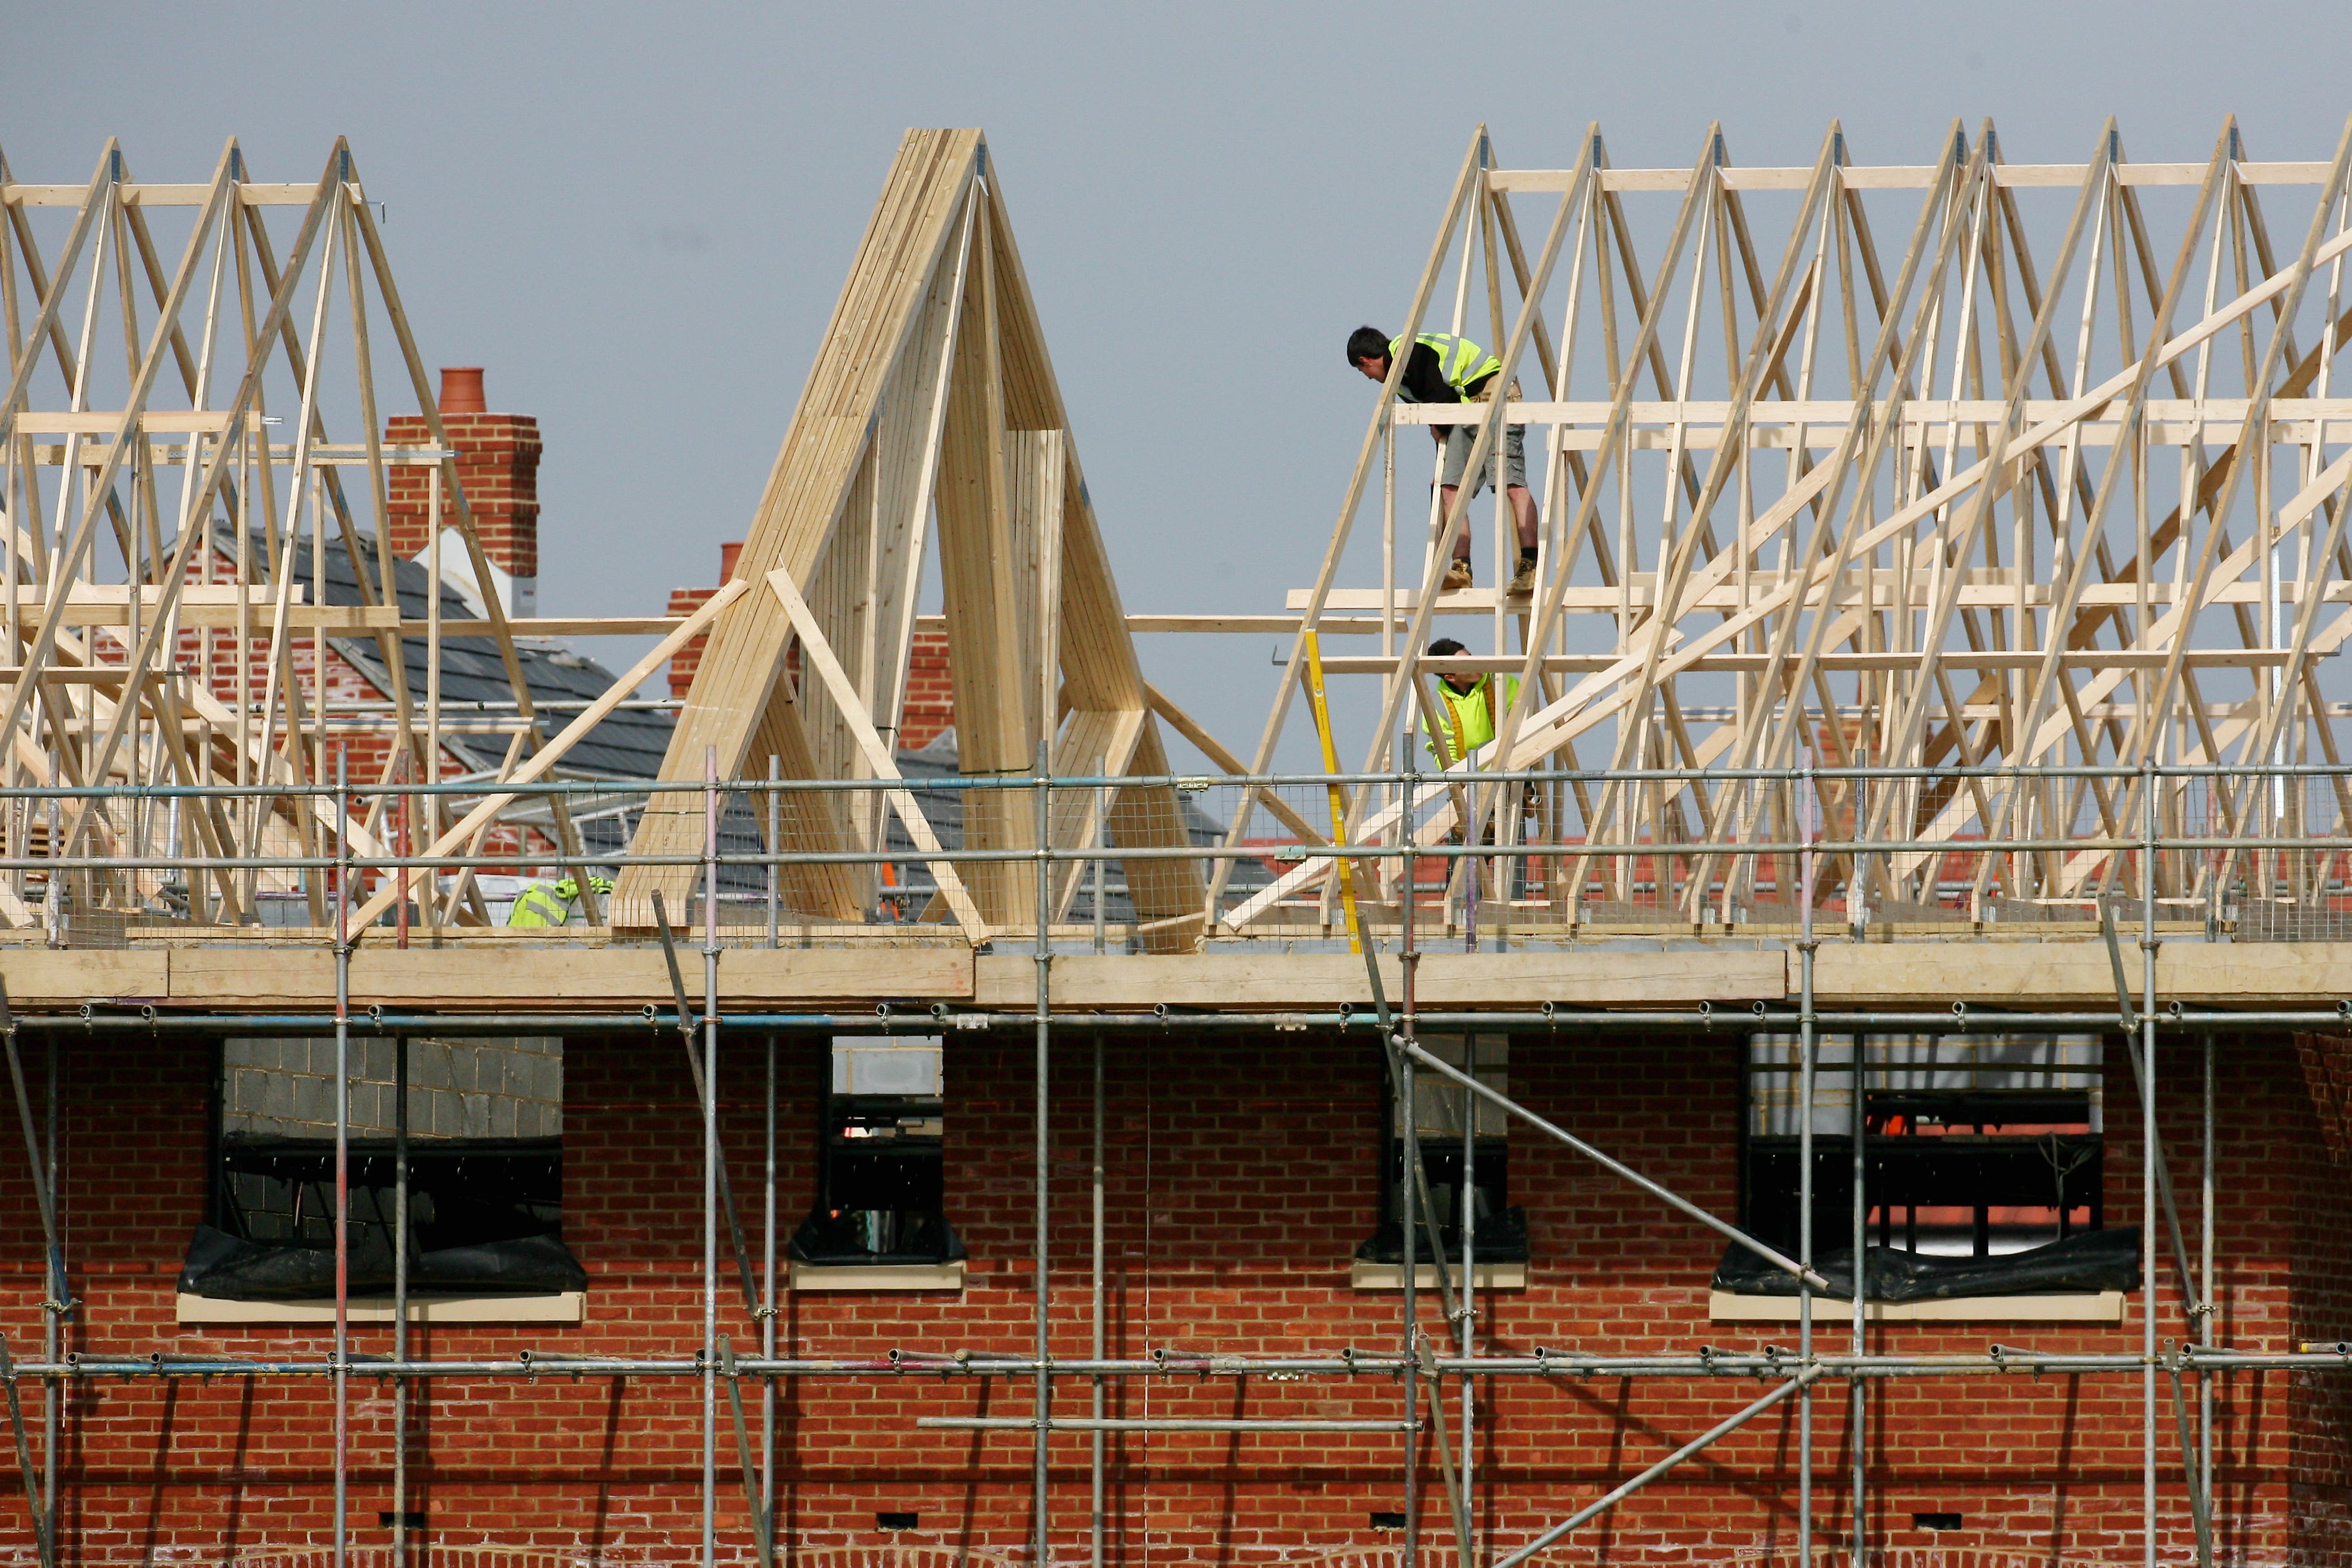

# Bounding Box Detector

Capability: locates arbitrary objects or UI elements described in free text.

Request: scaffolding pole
[1035,737,1053,1568]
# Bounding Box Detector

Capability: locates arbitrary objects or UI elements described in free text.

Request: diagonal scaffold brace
[0,1330,53,1568]
[0,982,67,1321]
[652,889,763,1318]
[718,1337,775,1566]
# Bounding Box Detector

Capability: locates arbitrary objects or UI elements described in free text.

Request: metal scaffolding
[6,116,2352,1565]
[0,759,2345,1567]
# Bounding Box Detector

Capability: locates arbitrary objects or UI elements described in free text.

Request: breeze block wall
[0,1023,2343,1568]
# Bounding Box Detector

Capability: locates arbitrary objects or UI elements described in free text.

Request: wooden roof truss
[614,130,1206,952]
[1232,118,2352,932]
[0,139,619,937]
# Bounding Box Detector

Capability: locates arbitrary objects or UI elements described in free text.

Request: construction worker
[1424,640,1542,883]
[1347,326,1540,594]
[1421,637,1520,767]
[507,874,616,928]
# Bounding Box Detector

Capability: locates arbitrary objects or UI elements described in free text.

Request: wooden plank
[972,949,1784,1009]
[933,191,1032,925]
[338,945,972,1005]
[967,172,1206,946]
[0,951,170,1002]
[1005,428,1066,741]
[1047,704,1143,919]
[2158,942,2352,1005]
[169,946,336,1001]
[1815,941,2352,1007]
[621,132,981,916]
[1,182,327,207]
[1484,162,2333,195]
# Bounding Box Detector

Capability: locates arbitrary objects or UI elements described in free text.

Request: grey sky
[8,1,2346,772]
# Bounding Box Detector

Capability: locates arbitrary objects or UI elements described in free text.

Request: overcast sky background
[9,1,2349,772]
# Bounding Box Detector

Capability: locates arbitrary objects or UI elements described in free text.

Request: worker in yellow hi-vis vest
[1347,326,1541,595]
[1422,639,1539,900]
[1421,637,1519,768]
[507,874,616,928]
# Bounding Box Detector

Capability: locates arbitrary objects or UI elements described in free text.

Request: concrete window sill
[176,1291,586,1325]
[1708,1289,2125,1323]
[1350,1261,1528,1292]
[789,1260,966,1292]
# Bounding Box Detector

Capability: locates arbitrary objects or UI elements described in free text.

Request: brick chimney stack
[386,367,541,616]
[666,542,742,699]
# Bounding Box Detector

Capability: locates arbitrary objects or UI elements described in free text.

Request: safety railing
[0,758,2345,949]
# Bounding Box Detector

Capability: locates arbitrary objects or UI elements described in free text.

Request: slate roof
[215,522,675,782]
[223,525,1266,922]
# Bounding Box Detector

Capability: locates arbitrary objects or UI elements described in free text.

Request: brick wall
[666,544,742,700]
[0,1028,2336,1567]
[897,629,954,750]
[2292,1033,2352,1564]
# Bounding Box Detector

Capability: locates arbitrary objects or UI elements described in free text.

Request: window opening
[1743,1032,2103,1260]
[1358,1035,1524,1266]
[184,1036,583,1301]
[791,1035,962,1267]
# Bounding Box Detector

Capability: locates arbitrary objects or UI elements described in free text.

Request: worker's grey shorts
[1437,420,1528,494]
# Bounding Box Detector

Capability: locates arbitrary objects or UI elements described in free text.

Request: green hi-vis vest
[507,880,580,928]
[1423,673,1521,765]
[1388,331,1502,396]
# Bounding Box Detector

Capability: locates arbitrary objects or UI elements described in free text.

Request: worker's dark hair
[1346,325,1391,367]
[1426,637,1469,658]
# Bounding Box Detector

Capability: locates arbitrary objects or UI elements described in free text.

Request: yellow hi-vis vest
[1389,331,1502,397]
[1423,674,1520,765]
[507,880,580,928]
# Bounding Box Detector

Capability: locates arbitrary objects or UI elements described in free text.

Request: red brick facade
[896,630,954,752]
[4,1028,2347,1566]
[664,545,740,701]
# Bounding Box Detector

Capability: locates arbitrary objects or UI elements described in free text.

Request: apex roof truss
[616,130,1205,951]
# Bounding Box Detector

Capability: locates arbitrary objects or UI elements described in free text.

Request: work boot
[1510,555,1538,595]
[1441,558,1473,592]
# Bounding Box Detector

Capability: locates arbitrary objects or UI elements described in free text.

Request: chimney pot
[719,541,745,582]
[439,366,487,414]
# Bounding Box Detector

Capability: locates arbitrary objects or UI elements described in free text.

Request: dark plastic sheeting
[1712,1226,2140,1302]
[789,1212,966,1268]
[178,1224,588,1302]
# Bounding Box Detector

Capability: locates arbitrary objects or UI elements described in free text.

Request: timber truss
[1232,119,2352,935]
[0,137,640,934]
[614,129,1205,951]
[0,132,1206,950]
